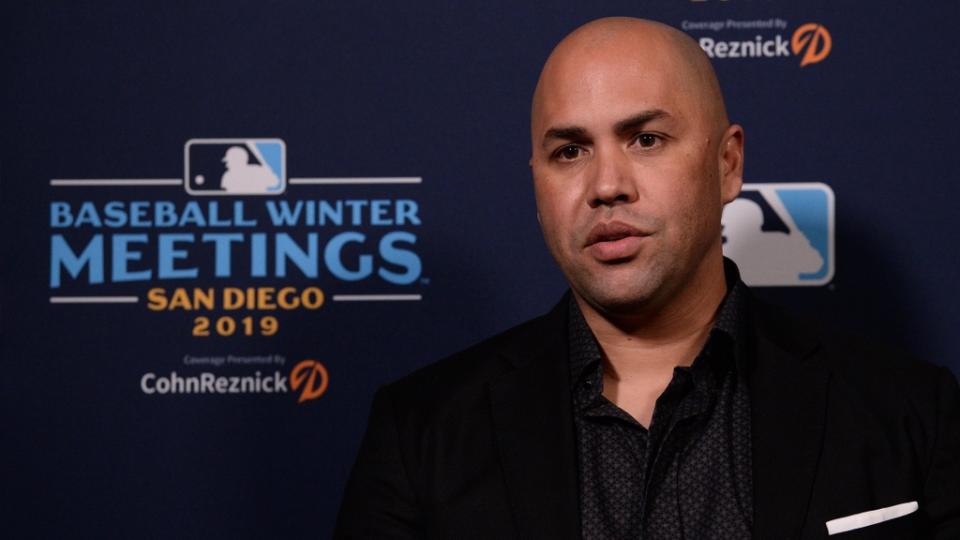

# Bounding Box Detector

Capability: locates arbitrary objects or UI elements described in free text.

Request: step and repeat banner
[3,1,958,538]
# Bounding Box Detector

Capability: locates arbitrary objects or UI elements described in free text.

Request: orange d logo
[290,360,329,403]
[791,23,832,67]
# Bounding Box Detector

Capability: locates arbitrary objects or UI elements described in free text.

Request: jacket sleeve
[334,387,423,539]
[925,368,960,539]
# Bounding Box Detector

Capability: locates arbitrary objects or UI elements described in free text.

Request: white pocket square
[826,501,919,535]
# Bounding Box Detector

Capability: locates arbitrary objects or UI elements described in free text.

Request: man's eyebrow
[540,110,672,149]
[541,126,588,149]
[613,109,670,136]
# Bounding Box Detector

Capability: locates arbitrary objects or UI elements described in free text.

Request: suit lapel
[749,300,831,539]
[487,298,581,539]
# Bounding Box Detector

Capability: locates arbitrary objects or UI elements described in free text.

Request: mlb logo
[184,138,286,195]
[722,182,834,286]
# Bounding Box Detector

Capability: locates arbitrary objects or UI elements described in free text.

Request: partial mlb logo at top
[722,183,834,287]
[184,138,286,196]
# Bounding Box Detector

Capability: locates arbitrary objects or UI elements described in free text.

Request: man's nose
[587,147,639,208]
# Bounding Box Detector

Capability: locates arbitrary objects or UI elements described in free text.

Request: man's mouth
[584,221,650,262]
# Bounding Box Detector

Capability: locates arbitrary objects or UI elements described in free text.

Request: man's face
[531,38,741,315]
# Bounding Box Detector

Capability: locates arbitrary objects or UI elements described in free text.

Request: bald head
[532,17,729,146]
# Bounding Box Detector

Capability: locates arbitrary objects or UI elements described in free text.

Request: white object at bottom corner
[825,501,919,535]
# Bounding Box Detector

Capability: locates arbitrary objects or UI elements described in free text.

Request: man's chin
[572,279,664,318]
[563,257,671,311]
[590,294,658,317]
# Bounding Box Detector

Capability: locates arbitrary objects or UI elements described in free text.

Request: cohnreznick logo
[791,23,832,67]
[290,360,330,404]
[140,359,330,404]
[697,21,832,67]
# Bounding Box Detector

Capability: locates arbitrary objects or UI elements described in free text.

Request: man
[335,18,960,539]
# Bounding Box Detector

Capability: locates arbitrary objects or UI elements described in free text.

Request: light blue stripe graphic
[255,142,285,192]
[777,189,829,280]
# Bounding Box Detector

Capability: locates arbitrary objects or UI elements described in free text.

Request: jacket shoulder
[379,300,566,415]
[752,296,955,405]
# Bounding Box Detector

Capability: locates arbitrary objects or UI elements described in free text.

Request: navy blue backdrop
[3,1,958,538]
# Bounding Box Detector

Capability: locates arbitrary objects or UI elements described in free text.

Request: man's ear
[718,124,745,204]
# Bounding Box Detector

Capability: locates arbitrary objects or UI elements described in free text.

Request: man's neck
[574,255,729,426]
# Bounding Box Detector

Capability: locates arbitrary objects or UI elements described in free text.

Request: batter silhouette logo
[791,23,832,67]
[290,359,330,404]
[185,138,286,195]
[722,183,834,286]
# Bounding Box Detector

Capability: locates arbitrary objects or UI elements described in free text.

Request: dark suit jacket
[335,293,960,539]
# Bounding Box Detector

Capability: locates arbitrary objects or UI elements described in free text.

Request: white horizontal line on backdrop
[50,296,140,304]
[50,177,422,186]
[289,177,422,185]
[50,179,183,186]
[332,294,422,302]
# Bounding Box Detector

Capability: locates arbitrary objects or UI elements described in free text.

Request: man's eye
[556,145,583,160]
[634,133,660,148]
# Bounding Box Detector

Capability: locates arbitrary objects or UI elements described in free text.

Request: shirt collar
[567,297,602,393]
